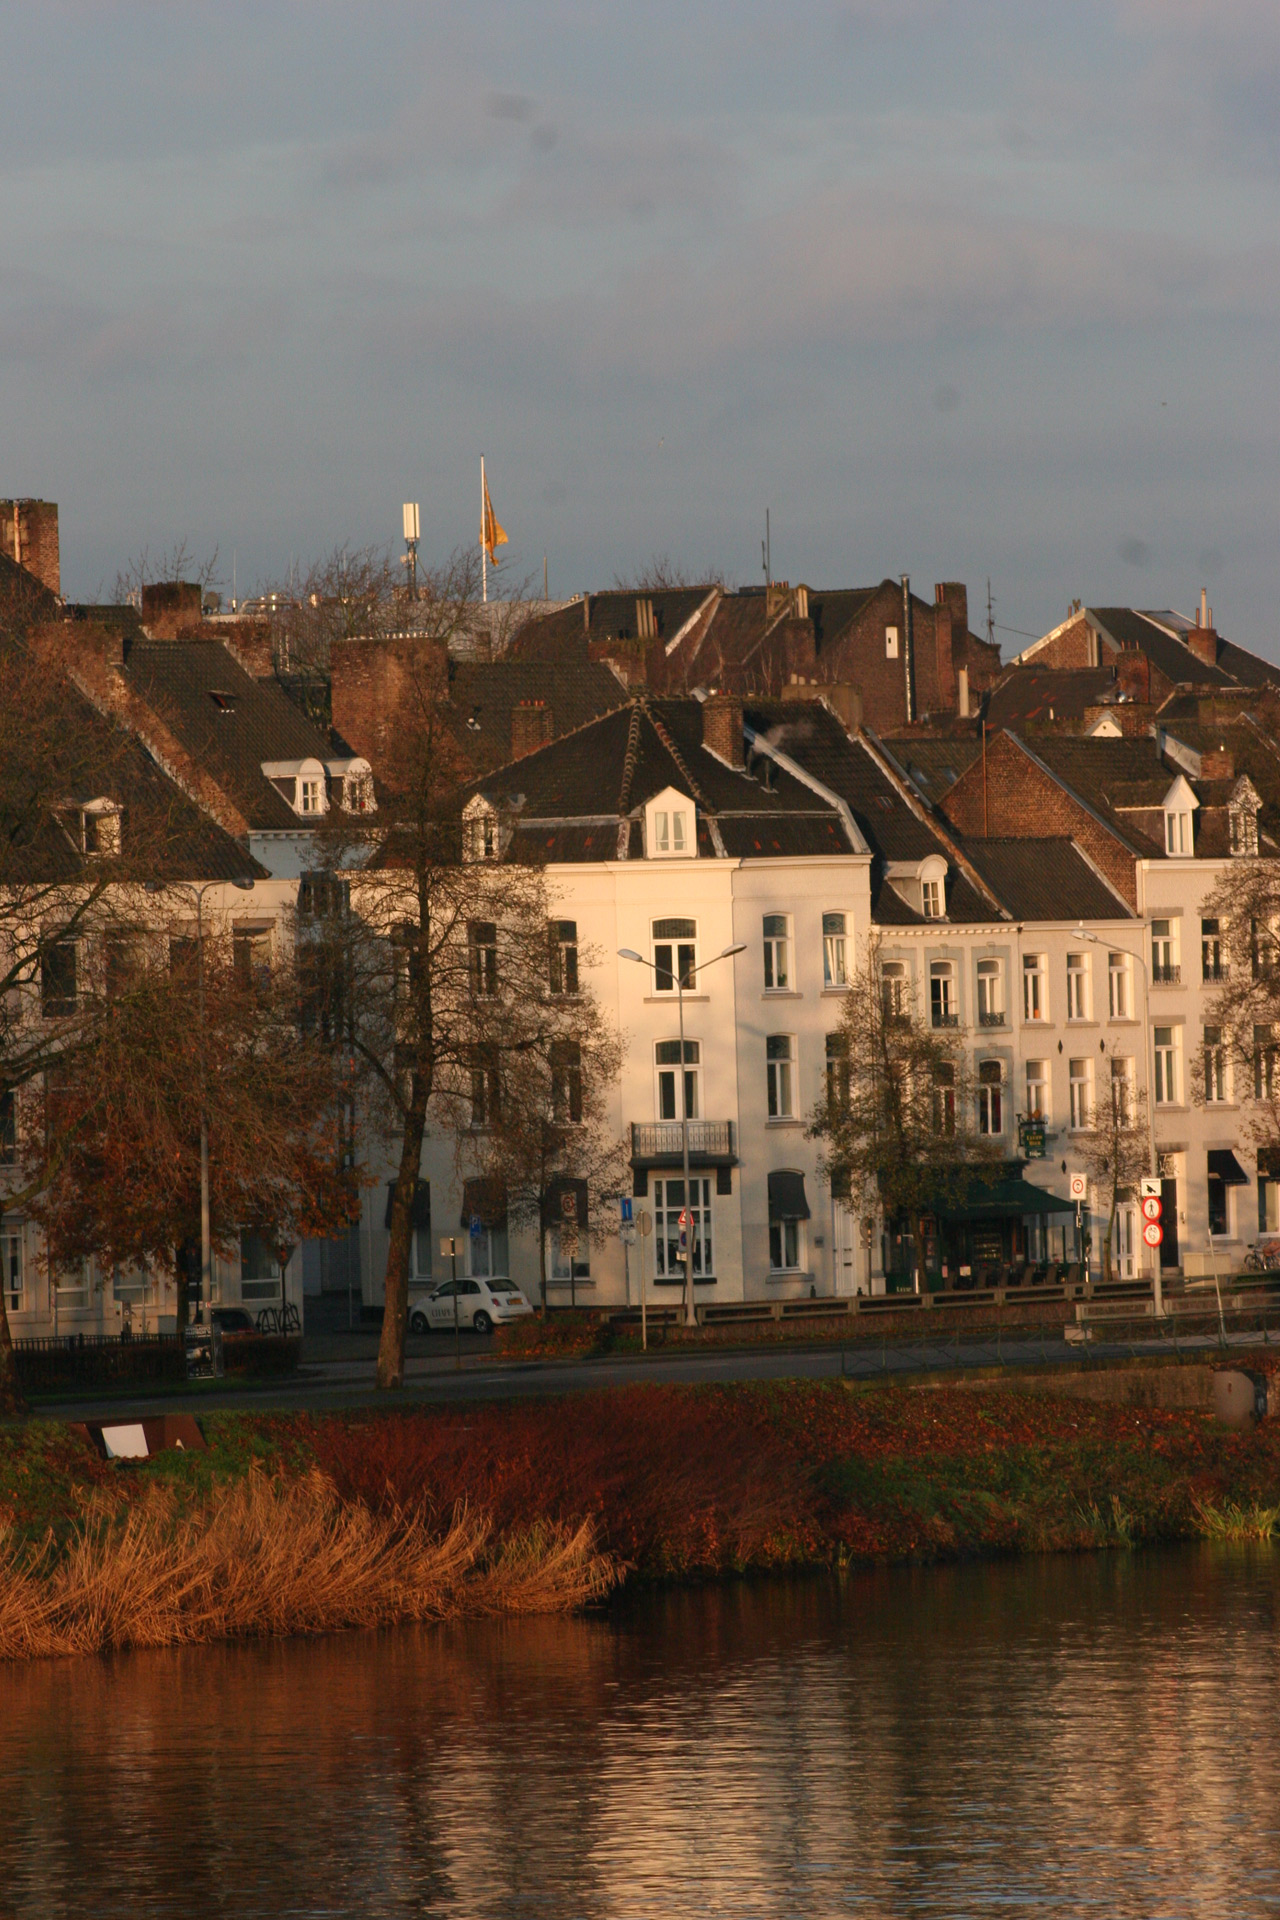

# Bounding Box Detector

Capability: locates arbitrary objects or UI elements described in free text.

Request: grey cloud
[933,382,961,412]
[1119,537,1152,567]
[487,92,534,122]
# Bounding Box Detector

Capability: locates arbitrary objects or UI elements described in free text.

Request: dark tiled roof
[959,838,1133,922]
[985,665,1117,728]
[745,702,943,861]
[120,638,335,832]
[1091,608,1239,689]
[0,552,59,625]
[879,733,983,803]
[509,589,713,663]
[446,659,627,775]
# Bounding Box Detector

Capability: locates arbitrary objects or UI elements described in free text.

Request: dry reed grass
[0,1470,617,1662]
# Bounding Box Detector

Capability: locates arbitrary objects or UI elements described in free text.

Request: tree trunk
[911,1214,928,1296]
[377,1080,428,1391]
[0,1291,27,1418]
[538,1222,548,1318]
[1102,1194,1117,1287]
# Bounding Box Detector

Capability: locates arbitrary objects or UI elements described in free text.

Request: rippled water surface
[4,1547,1280,1917]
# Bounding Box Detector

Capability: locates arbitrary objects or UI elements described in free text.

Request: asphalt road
[30,1323,1274,1424]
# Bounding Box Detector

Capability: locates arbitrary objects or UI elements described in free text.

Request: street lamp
[1076,924,1163,1318]
[146,875,256,1325]
[619,941,746,1328]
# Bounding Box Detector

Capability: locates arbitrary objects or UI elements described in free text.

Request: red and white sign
[1142,1219,1164,1249]
[678,1209,692,1230]
[1140,1195,1163,1223]
[1069,1174,1088,1201]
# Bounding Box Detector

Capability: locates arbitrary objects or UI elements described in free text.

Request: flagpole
[480,454,487,605]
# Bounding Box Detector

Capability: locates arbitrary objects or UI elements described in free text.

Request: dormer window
[655,810,686,854]
[262,758,329,820]
[463,795,501,862]
[921,878,941,918]
[299,777,323,815]
[1160,775,1198,859]
[1165,810,1190,855]
[63,797,122,858]
[1229,776,1261,857]
[645,787,697,859]
[325,757,376,815]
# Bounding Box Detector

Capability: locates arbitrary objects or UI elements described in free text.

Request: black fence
[14,1332,185,1393]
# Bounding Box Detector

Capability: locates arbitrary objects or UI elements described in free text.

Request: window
[822,913,848,988]
[40,940,78,1017]
[825,1034,850,1112]
[1204,1027,1227,1104]
[469,1049,501,1128]
[1025,1059,1047,1122]
[766,1035,795,1118]
[82,803,122,857]
[1069,1059,1092,1130]
[770,1215,801,1271]
[469,921,498,996]
[0,1090,16,1167]
[298,874,349,921]
[1023,954,1046,1022]
[1151,920,1178,985]
[932,1062,956,1136]
[1254,1026,1277,1102]
[1208,1172,1229,1237]
[1230,804,1258,857]
[233,927,272,997]
[549,1223,590,1287]
[240,1232,282,1302]
[55,1259,90,1311]
[549,920,579,996]
[977,1060,1004,1135]
[881,960,908,1021]
[112,1264,148,1306]
[550,1041,583,1123]
[1154,1027,1178,1106]
[885,625,899,659]
[1253,919,1280,981]
[1202,918,1226,984]
[103,931,145,999]
[1109,1056,1133,1128]
[1108,953,1130,1020]
[298,776,323,816]
[343,770,374,814]
[1,1222,23,1314]
[409,1224,433,1281]
[656,1040,699,1120]
[763,915,791,991]
[470,1224,509,1280]
[1165,809,1191,856]
[653,918,696,993]
[169,934,199,984]
[976,959,1004,1027]
[930,962,956,1027]
[654,1176,713,1280]
[1067,952,1091,1020]
[921,879,942,919]
[653,809,689,855]
[465,809,499,862]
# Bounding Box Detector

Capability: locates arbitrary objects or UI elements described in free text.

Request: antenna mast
[402,502,420,600]
[986,577,995,648]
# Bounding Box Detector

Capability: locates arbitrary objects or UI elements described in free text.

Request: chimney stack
[957,666,970,718]
[1199,587,1209,627]
[933,600,956,710]
[702,691,744,768]
[1201,742,1234,783]
[141,581,203,637]
[0,498,60,597]
[511,699,552,759]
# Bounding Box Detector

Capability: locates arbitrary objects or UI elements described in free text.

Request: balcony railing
[978,1010,1006,1027]
[1151,964,1181,985]
[630,1121,737,1165]
[931,1011,959,1028]
[1202,963,1229,983]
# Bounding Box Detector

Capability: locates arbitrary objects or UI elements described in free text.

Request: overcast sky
[2,1,1277,652]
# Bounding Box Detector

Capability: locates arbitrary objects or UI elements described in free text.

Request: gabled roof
[985,665,1117,728]
[879,734,982,803]
[444,658,628,773]
[508,589,715,663]
[958,837,1133,922]
[1090,608,1242,690]
[118,637,336,832]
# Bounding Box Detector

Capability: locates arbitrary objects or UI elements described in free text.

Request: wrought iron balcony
[1202,963,1229,983]
[978,1010,1006,1027]
[1151,964,1181,985]
[630,1121,738,1166]
[931,1011,959,1028]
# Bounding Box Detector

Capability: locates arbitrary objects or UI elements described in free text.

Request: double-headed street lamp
[619,941,746,1328]
[146,876,255,1326]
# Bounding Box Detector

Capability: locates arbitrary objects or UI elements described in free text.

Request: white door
[1116,1205,1137,1278]
[833,1202,859,1295]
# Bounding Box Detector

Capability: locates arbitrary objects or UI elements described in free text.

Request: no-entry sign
[1140,1195,1163,1223]
[1142,1219,1164,1249]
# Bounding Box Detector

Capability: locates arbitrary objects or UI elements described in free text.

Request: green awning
[936,1175,1077,1223]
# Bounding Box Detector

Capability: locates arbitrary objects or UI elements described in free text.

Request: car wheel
[409,1312,428,1335]
[472,1310,493,1336]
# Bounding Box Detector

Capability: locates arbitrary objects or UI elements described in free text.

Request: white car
[408,1277,533,1336]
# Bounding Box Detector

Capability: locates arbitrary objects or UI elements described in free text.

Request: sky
[1,0,1278,654]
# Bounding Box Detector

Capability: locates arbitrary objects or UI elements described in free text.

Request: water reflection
[2,1549,1279,1916]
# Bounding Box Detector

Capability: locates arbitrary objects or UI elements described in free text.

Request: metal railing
[630,1120,736,1162]
[978,1010,1006,1027]
[1151,963,1181,985]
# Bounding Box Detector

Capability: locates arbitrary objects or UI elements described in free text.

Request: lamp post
[146,876,255,1326]
[1076,925,1163,1318]
[619,942,745,1328]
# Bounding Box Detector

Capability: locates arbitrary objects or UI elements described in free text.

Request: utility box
[184,1322,224,1381]
[1212,1368,1270,1429]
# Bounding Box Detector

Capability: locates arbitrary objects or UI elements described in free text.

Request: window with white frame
[885,625,899,659]
[825,1033,850,1112]
[921,878,942,919]
[240,1231,282,1303]
[822,913,848,988]
[465,807,499,862]
[1151,919,1178,984]
[1022,953,1046,1021]
[298,776,324,816]
[1069,1058,1092,1130]
[767,1035,795,1117]
[1,1222,24,1314]
[469,921,499,996]
[550,1040,583,1124]
[470,1049,501,1128]
[881,960,909,1021]
[1202,917,1226,983]
[652,918,697,994]
[55,1258,91,1310]
[656,1039,699,1120]
[40,940,78,1018]
[1254,1025,1277,1102]
[1108,952,1130,1019]
[1154,1027,1178,1105]
[930,961,956,1027]
[654,1176,713,1280]
[1230,801,1259,856]
[1109,1055,1133,1127]
[770,1213,802,1272]
[976,959,1004,1027]
[1025,1059,1048,1122]
[1204,1026,1228,1104]
[1066,952,1089,1020]
[763,914,791,991]
[977,1060,1004,1135]
[112,1264,148,1306]
[932,1062,956,1136]
[469,1223,509,1280]
[652,808,690,855]
[1165,808,1192,856]
[548,920,579,996]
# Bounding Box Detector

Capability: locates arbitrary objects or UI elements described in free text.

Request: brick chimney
[933,600,957,710]
[1187,590,1219,667]
[935,581,969,641]
[1201,742,1235,782]
[141,581,203,637]
[511,699,552,759]
[702,691,744,767]
[0,499,60,596]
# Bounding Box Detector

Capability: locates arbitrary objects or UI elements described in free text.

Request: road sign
[619,1196,633,1225]
[678,1208,692,1229]
[1140,1176,1162,1200]
[1142,1219,1164,1249]
[637,1209,653,1238]
[1069,1173,1087,1201]
[1141,1195,1163,1223]
[469,1213,483,1238]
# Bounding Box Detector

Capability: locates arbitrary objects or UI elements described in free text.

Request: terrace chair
[1006,1263,1026,1289]
[1064,1262,1082,1288]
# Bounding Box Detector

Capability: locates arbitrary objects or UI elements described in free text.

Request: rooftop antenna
[402,502,420,599]
[231,549,237,613]
[986,576,995,648]
[761,508,772,588]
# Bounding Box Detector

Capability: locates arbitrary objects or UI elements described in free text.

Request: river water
[3,1547,1279,1918]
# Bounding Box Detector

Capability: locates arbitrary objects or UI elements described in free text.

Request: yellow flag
[481,473,508,562]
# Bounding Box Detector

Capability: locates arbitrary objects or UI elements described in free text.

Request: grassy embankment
[2,1376,1279,1660]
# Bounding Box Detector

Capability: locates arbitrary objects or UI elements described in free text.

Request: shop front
[884,1166,1076,1292]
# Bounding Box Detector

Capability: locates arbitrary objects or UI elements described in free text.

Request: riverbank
[2,1372,1279,1659]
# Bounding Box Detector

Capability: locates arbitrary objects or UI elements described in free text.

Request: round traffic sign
[1140,1195,1162,1223]
[678,1209,692,1228]
[1142,1219,1163,1248]
[1069,1174,1087,1201]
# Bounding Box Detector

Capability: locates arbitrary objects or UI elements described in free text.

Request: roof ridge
[616,700,645,815]
[644,698,713,812]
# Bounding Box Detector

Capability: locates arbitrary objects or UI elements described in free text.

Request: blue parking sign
[620,1197,633,1224]
[469,1214,482,1238]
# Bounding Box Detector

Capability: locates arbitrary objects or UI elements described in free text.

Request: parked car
[408,1278,532,1336]
[210,1308,257,1334]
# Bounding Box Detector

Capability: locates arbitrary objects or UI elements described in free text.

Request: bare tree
[1195,856,1280,1164]
[612,557,727,591]
[809,939,999,1289]
[113,540,220,608]
[1074,1058,1150,1284]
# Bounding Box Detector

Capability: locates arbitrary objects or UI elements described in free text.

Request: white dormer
[326,757,376,814]
[644,786,697,859]
[1230,775,1261,857]
[63,796,122,857]
[463,793,500,862]
[1085,713,1122,738]
[1161,774,1198,857]
[885,852,948,919]
[262,758,329,819]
